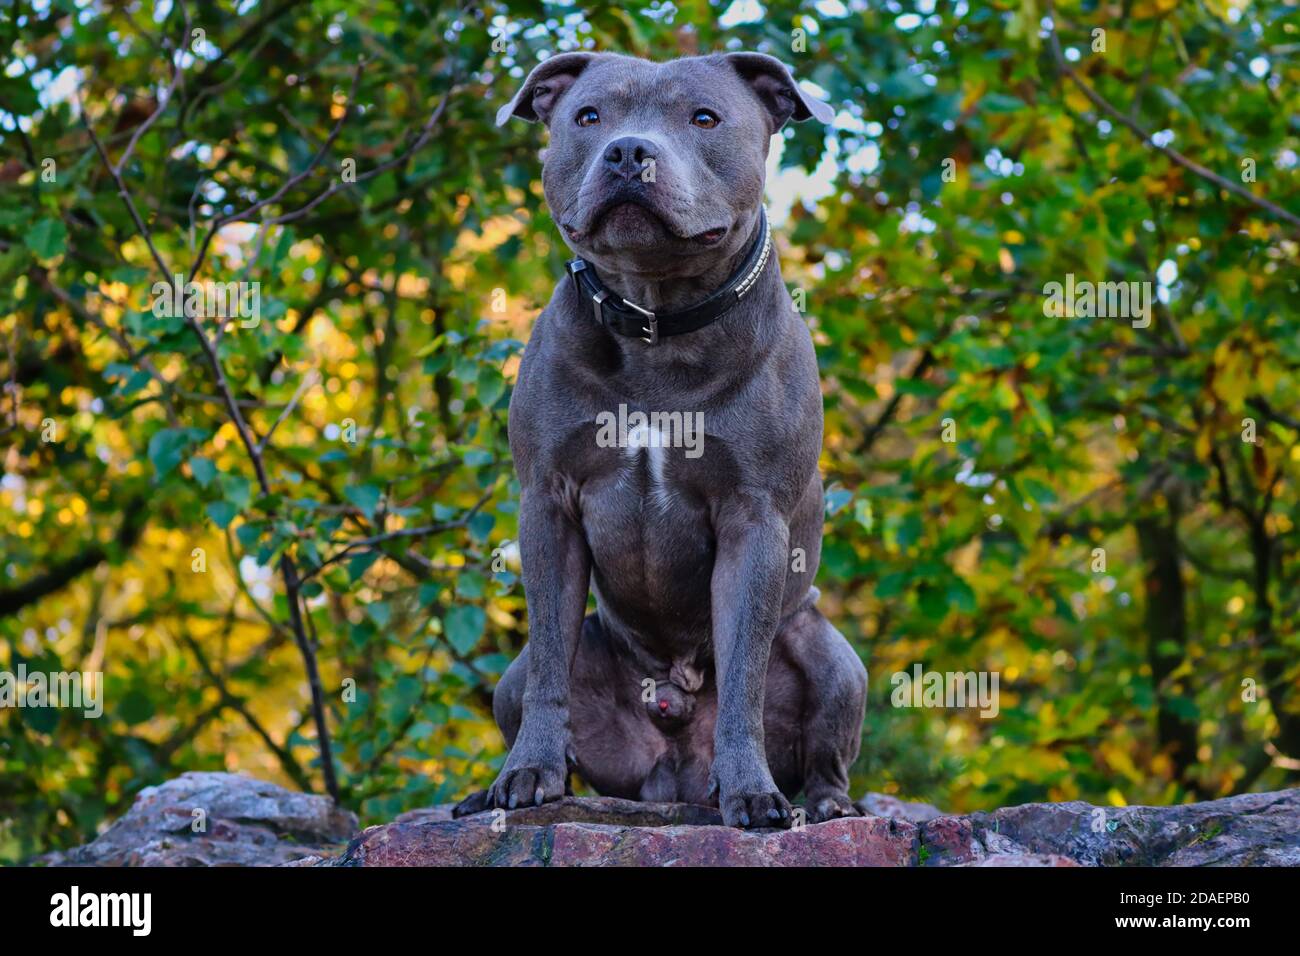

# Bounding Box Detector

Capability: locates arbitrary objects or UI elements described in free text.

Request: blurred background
[2,0,1298,863]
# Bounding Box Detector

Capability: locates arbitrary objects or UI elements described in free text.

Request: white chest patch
[626,421,667,481]
[595,405,703,510]
[625,422,677,509]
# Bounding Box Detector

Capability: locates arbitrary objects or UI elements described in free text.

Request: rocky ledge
[37,772,357,867]
[35,772,1299,867]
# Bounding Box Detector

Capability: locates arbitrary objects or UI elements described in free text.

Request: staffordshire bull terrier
[454,51,867,828]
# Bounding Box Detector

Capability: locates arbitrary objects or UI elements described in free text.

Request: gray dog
[454,51,867,829]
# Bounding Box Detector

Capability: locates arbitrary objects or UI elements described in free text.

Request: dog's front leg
[486,487,590,809]
[709,497,792,828]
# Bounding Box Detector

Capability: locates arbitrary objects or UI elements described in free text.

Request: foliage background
[1,0,1298,862]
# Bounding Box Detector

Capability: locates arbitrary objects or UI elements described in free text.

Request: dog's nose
[603,136,657,181]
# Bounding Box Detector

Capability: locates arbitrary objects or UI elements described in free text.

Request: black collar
[565,208,772,345]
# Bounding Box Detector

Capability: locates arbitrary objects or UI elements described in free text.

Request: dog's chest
[614,414,683,507]
[581,402,722,509]
[576,424,723,616]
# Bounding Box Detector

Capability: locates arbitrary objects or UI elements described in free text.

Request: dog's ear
[496,53,599,127]
[725,52,834,131]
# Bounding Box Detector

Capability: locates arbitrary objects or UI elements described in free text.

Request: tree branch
[302,486,495,581]
[175,627,315,792]
[1044,1,1300,232]
[0,498,149,619]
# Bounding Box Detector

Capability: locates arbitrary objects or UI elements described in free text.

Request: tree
[1,0,1296,861]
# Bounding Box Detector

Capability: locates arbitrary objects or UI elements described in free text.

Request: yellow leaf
[1195,429,1212,462]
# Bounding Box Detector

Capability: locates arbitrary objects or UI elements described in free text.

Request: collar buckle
[622,298,658,345]
[590,289,610,327]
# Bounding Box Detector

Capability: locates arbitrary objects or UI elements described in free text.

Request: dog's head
[498,52,832,276]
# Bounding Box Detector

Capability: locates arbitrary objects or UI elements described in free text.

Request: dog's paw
[451,788,492,818]
[807,792,860,824]
[709,752,792,829]
[719,789,793,829]
[488,765,565,810]
[486,743,568,810]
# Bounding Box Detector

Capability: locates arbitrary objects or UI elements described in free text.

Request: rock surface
[36,772,1299,867]
[854,792,946,823]
[339,787,1300,867]
[917,789,1300,867]
[348,797,915,867]
[37,771,357,867]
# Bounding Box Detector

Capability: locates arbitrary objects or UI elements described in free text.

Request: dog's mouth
[692,226,728,245]
[564,198,728,247]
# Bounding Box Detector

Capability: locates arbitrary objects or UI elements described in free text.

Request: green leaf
[824,486,853,516]
[206,500,238,529]
[219,473,252,509]
[345,483,382,520]
[1023,389,1054,438]
[418,581,443,607]
[917,583,950,621]
[26,218,68,259]
[443,605,486,656]
[119,690,156,725]
[468,511,495,543]
[946,577,977,614]
[881,69,930,102]
[456,570,487,600]
[853,499,874,533]
[148,428,192,479]
[22,702,59,734]
[367,601,391,628]
[236,521,263,551]
[1020,477,1057,507]
[477,366,505,407]
[981,93,1026,113]
[348,550,381,582]
[190,456,217,487]
[474,653,511,676]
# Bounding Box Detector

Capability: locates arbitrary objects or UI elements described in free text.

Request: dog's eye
[575,108,600,127]
[690,109,720,129]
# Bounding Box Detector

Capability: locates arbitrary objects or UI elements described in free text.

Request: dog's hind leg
[452,648,530,817]
[767,601,867,823]
[454,614,653,816]
[492,644,529,747]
